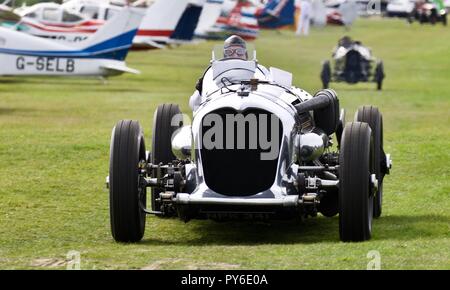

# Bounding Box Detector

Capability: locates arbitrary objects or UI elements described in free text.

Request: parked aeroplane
[324,0,358,26]
[64,0,191,48]
[195,0,225,37]
[3,0,190,49]
[8,2,103,43]
[196,0,259,40]
[170,0,206,45]
[63,0,121,22]
[256,0,295,29]
[219,0,259,39]
[0,6,143,77]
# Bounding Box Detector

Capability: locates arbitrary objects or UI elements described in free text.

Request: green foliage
[12,0,62,7]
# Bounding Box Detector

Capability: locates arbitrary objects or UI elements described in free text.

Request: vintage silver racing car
[107,47,392,243]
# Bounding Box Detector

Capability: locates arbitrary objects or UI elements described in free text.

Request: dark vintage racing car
[413,0,448,25]
[321,37,385,90]
[107,47,392,243]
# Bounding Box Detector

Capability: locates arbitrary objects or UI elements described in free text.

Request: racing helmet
[339,36,353,48]
[223,35,248,60]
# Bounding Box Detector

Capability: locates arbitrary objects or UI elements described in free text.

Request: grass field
[0,18,449,270]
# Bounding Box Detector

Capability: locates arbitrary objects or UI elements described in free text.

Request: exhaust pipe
[294,89,338,114]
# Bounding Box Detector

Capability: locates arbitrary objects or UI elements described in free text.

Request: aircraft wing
[101,64,141,76]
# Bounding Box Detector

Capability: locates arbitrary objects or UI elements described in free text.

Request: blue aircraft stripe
[84,29,137,55]
[0,29,137,60]
[241,12,257,18]
[0,44,131,58]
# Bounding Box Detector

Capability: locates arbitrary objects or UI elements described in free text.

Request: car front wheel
[339,122,375,242]
[109,120,147,242]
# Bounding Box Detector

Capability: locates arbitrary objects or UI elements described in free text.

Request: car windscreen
[211,43,256,62]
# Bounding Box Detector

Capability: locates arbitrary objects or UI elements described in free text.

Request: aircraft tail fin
[139,0,189,33]
[170,1,205,42]
[195,0,224,36]
[79,6,144,60]
[257,0,295,29]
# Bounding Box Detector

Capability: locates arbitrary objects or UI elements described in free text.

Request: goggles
[224,47,247,58]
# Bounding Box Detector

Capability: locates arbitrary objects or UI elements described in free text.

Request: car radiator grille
[200,108,282,196]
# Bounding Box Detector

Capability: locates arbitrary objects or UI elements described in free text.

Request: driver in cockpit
[189,35,269,111]
[222,35,248,60]
[195,35,248,94]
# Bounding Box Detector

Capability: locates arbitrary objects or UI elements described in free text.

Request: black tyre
[319,188,339,217]
[109,120,147,242]
[419,13,426,24]
[339,122,374,242]
[355,106,384,218]
[375,61,384,91]
[407,13,414,24]
[151,104,183,213]
[430,9,437,25]
[321,60,331,89]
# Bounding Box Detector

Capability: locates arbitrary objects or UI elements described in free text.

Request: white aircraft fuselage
[0,7,143,77]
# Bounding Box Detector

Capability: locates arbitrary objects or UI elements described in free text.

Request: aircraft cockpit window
[42,8,60,22]
[62,11,83,22]
[105,9,118,20]
[24,12,37,19]
[80,6,99,20]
